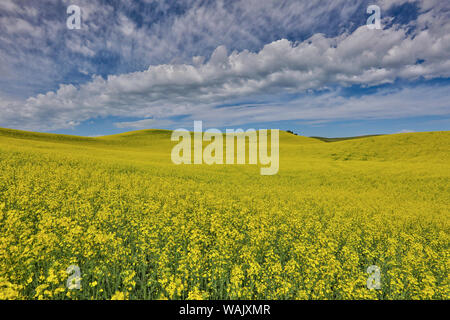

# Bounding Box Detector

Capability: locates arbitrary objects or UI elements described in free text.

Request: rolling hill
[0,127,448,300]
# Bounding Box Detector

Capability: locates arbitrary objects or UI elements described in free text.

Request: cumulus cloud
[0,0,421,97]
[0,0,449,131]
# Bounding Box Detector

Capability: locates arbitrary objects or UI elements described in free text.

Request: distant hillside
[310,134,384,143]
[317,131,450,161]
[0,127,448,162]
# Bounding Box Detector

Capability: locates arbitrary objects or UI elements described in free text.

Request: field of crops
[0,127,448,299]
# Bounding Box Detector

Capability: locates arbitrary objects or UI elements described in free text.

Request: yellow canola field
[0,128,448,300]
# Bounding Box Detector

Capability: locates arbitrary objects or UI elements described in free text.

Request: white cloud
[178,84,450,128]
[0,0,450,131]
[114,118,175,129]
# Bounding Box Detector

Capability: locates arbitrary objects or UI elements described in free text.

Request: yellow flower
[111,291,127,300]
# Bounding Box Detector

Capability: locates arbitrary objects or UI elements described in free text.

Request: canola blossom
[0,128,448,300]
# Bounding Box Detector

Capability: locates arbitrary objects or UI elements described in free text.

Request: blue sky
[0,0,449,137]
